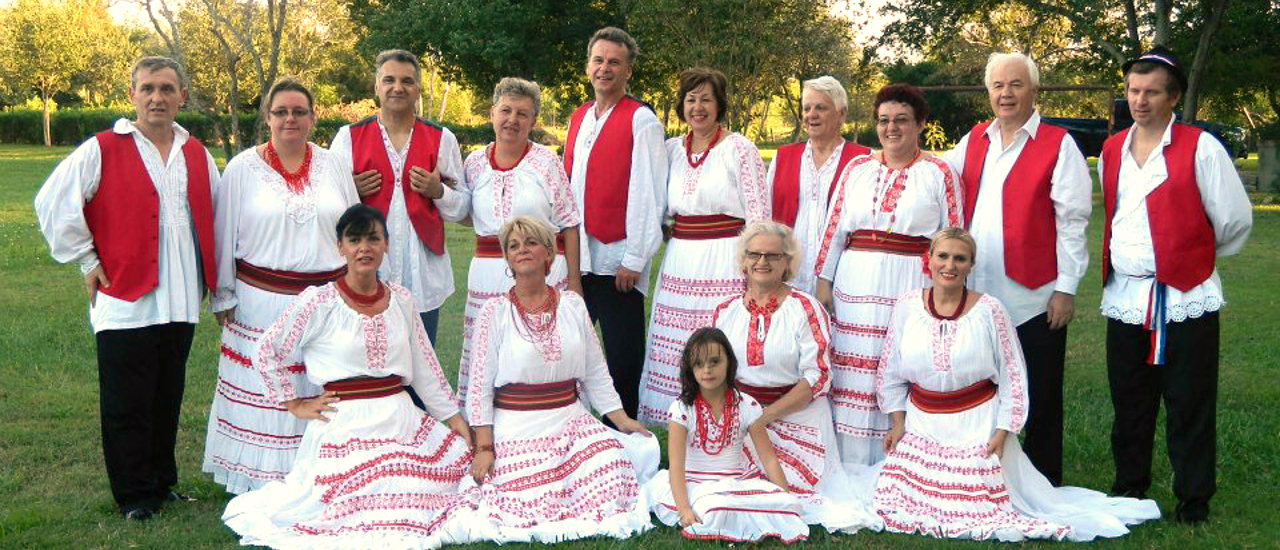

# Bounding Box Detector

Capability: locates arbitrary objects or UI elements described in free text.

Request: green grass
[1,142,1278,548]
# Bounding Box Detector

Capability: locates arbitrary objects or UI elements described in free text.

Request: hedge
[0,109,556,150]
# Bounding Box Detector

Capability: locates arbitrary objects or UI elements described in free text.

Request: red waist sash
[671,214,745,240]
[845,230,931,256]
[235,259,347,295]
[474,234,567,258]
[494,380,578,411]
[908,379,997,414]
[323,375,405,401]
[737,381,796,407]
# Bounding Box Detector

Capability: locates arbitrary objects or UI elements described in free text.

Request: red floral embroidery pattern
[812,156,876,280]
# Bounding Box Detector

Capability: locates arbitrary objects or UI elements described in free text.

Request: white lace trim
[1101,294,1223,325]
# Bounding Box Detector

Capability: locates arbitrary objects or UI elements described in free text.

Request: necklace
[488,141,532,171]
[264,140,312,194]
[684,126,723,169]
[337,276,385,308]
[744,291,782,366]
[509,285,558,334]
[694,390,737,455]
[927,287,968,321]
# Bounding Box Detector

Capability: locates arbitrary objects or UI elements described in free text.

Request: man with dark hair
[329,49,468,344]
[564,27,667,421]
[34,56,220,520]
[1098,46,1252,523]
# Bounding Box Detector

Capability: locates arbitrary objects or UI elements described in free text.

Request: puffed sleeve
[434,127,471,223]
[256,285,330,404]
[814,164,854,282]
[792,292,832,399]
[545,147,582,230]
[927,157,962,229]
[398,286,460,420]
[987,298,1030,433]
[33,137,104,272]
[619,109,668,273]
[210,154,245,312]
[732,135,770,222]
[738,392,764,429]
[328,125,354,171]
[875,294,913,415]
[464,297,504,427]
[668,398,692,427]
[568,294,625,415]
[1193,133,1253,257]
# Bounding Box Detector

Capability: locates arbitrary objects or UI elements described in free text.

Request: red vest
[770,140,870,227]
[350,116,445,254]
[84,131,216,302]
[960,121,1068,289]
[563,96,647,244]
[1101,124,1215,291]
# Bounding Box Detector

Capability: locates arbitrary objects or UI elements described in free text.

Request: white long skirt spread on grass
[203,281,318,494]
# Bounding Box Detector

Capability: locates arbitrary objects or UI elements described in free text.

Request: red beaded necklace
[508,285,558,335]
[264,140,312,194]
[684,126,723,169]
[927,287,968,321]
[489,141,532,172]
[694,390,738,455]
[337,276,386,308]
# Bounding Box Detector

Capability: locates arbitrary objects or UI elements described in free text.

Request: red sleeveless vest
[960,121,1068,289]
[350,117,445,254]
[1101,124,1215,291]
[85,130,216,302]
[770,140,870,226]
[563,96,646,244]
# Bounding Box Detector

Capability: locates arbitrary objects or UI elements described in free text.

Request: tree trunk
[1153,0,1172,45]
[438,82,450,121]
[1181,0,1230,122]
[42,92,52,147]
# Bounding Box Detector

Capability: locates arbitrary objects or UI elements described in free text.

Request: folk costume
[34,118,219,513]
[874,291,1161,541]
[454,142,580,404]
[941,112,1092,485]
[767,140,871,293]
[455,290,659,544]
[813,154,960,466]
[712,289,882,532]
[329,117,468,341]
[1098,118,1251,519]
[565,96,668,422]
[637,132,769,425]
[204,144,359,494]
[222,283,472,550]
[646,391,809,543]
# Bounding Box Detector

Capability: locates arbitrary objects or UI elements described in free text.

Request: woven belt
[908,379,997,414]
[671,214,745,240]
[323,375,405,401]
[235,259,346,295]
[737,382,796,407]
[844,230,930,256]
[474,234,567,258]
[494,380,578,411]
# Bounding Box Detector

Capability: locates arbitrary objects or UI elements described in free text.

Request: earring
[505,267,514,278]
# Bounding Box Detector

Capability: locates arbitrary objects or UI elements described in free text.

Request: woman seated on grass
[645,327,808,543]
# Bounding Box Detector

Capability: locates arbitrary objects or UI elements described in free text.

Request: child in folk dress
[645,328,808,543]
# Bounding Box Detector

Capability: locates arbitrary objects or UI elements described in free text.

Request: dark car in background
[1041,101,1249,158]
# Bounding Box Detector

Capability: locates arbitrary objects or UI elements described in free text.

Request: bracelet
[475,444,494,454]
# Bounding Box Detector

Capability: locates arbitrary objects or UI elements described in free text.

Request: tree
[877,0,1234,121]
[0,0,91,146]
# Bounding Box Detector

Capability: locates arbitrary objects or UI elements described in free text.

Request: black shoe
[1175,501,1209,524]
[1112,488,1147,500]
[166,491,196,503]
[122,505,155,521]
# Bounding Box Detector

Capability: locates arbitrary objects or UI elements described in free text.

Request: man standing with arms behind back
[1099,46,1251,523]
[564,27,667,422]
[942,52,1092,486]
[34,56,220,520]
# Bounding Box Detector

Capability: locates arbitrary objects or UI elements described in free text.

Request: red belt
[324,375,405,401]
[494,380,578,411]
[474,234,567,258]
[845,230,930,256]
[737,382,796,407]
[671,214,745,240]
[236,259,346,295]
[908,379,997,414]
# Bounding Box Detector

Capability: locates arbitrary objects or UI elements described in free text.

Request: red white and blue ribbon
[1143,282,1168,366]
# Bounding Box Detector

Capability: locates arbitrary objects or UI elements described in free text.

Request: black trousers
[1107,313,1218,509]
[96,322,195,509]
[1016,312,1067,486]
[581,274,646,421]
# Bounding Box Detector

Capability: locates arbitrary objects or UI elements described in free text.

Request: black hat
[1122,45,1187,93]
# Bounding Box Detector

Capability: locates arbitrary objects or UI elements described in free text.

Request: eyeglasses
[269,108,312,119]
[745,251,788,263]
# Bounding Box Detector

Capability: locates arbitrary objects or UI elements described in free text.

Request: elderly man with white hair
[766,76,870,294]
[941,52,1092,486]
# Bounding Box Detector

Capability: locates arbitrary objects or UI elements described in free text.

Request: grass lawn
[1,142,1278,548]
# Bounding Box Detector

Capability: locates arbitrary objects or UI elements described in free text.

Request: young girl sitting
[645,328,809,543]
